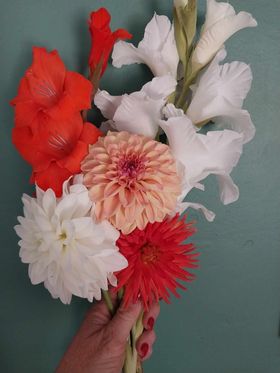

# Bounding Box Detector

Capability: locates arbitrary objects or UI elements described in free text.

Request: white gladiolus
[188,49,255,143]
[192,0,257,69]
[112,13,179,77]
[14,176,127,304]
[95,75,177,138]
[160,104,244,215]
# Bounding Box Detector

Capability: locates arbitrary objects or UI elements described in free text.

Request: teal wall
[1,1,280,372]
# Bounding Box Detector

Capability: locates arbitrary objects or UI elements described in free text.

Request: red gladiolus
[11,47,93,132]
[116,214,198,309]
[12,114,102,196]
[88,8,132,77]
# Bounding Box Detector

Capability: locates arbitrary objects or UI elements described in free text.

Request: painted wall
[1,1,280,372]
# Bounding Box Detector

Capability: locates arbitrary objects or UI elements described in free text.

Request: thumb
[106,301,142,345]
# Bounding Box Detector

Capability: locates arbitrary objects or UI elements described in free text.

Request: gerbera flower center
[141,243,160,264]
[118,154,145,183]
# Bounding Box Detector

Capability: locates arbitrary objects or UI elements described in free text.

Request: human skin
[56,295,160,373]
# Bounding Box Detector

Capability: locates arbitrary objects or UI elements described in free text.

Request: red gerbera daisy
[116,214,198,309]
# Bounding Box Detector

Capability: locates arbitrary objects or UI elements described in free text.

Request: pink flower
[81,131,182,234]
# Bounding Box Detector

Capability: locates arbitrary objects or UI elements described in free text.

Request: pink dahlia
[81,131,181,234]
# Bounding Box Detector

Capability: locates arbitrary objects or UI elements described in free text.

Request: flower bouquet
[12,1,257,372]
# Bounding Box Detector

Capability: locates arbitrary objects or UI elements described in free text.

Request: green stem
[123,311,144,373]
[102,290,115,316]
[175,71,197,109]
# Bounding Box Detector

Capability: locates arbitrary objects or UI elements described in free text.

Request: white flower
[95,75,177,138]
[160,104,244,211]
[14,176,127,304]
[112,13,179,77]
[187,49,255,143]
[191,0,257,69]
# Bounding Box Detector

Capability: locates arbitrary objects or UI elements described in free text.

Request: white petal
[202,0,236,33]
[188,50,255,143]
[42,189,56,219]
[99,120,117,134]
[140,74,177,100]
[15,176,123,304]
[189,49,252,114]
[214,108,255,144]
[113,93,163,138]
[112,41,145,68]
[159,108,244,204]
[112,13,179,77]
[94,90,123,119]
[217,174,239,205]
[192,0,257,67]
[178,201,216,222]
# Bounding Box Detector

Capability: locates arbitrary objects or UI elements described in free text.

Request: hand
[56,296,160,373]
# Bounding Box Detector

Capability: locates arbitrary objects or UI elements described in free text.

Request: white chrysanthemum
[14,175,128,304]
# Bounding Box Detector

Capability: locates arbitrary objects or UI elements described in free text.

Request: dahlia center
[141,243,160,264]
[118,155,145,181]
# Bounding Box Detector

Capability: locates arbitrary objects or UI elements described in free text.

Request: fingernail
[147,317,154,330]
[140,343,149,358]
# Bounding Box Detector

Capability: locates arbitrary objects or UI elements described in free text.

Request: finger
[142,301,160,330]
[136,329,156,361]
[106,301,142,344]
[82,290,119,333]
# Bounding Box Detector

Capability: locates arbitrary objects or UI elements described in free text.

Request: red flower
[116,214,198,309]
[88,8,132,77]
[12,114,102,196]
[11,47,93,132]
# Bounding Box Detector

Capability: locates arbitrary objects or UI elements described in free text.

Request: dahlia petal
[82,131,181,233]
[116,215,196,308]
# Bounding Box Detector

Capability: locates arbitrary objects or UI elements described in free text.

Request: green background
[1,0,280,372]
